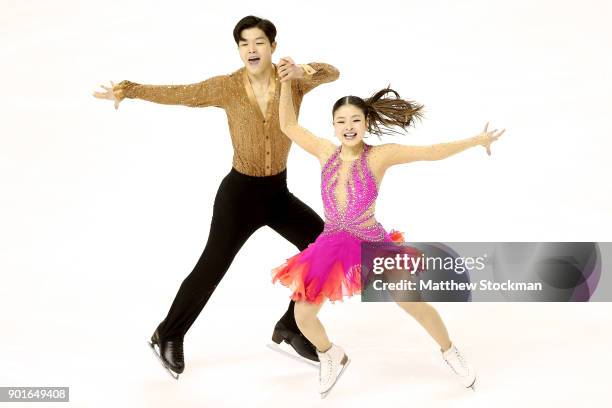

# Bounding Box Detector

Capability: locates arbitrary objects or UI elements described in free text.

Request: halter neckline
[337,143,368,162]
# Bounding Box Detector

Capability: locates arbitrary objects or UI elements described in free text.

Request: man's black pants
[156,167,324,340]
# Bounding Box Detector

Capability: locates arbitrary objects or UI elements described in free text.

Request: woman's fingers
[278,57,291,69]
[280,64,294,73]
[279,70,294,82]
[280,65,298,79]
[489,129,505,142]
[278,65,296,79]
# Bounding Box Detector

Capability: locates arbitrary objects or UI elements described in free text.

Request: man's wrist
[113,80,134,100]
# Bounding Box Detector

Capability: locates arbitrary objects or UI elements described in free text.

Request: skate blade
[468,378,476,392]
[148,340,180,380]
[266,343,319,369]
[320,357,351,399]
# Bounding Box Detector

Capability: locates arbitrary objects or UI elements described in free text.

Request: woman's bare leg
[396,301,452,352]
[294,300,332,352]
[383,267,453,352]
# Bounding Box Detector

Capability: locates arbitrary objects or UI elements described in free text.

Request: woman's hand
[277,57,305,82]
[92,81,124,110]
[475,122,505,155]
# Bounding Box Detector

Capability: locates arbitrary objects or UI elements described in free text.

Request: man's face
[237,27,276,75]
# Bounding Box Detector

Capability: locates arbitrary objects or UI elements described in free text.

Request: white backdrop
[1,0,611,407]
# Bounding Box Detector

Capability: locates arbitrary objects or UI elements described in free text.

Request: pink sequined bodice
[321,144,386,241]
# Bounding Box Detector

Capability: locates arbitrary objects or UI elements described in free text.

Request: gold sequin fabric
[116,62,339,176]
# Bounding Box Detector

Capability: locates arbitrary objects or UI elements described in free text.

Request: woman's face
[333,104,367,147]
[237,27,276,76]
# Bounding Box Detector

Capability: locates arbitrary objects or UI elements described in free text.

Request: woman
[271,57,504,398]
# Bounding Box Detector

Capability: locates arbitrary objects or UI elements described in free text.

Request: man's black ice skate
[148,329,185,380]
[267,320,319,368]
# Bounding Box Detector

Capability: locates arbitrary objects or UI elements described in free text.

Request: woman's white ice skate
[441,342,477,391]
[317,343,351,399]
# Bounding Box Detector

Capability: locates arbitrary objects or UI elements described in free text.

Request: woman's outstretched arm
[377,122,505,168]
[279,80,336,161]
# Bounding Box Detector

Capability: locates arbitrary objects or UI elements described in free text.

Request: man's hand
[92,81,124,110]
[277,57,305,83]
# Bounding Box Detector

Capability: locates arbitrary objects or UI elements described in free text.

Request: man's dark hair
[233,15,277,45]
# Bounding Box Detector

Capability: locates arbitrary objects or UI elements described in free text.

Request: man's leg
[267,188,324,362]
[156,215,259,339]
[151,172,262,376]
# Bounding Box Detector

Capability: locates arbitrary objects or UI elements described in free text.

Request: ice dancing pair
[94,15,504,398]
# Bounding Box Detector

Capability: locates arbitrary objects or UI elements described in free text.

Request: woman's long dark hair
[332,86,424,137]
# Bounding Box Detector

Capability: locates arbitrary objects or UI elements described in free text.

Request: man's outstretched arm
[110,75,228,108]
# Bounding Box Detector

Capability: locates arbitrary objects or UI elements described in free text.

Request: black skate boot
[268,319,319,368]
[148,329,185,380]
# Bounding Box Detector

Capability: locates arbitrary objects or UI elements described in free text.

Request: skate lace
[444,347,467,375]
[319,353,333,383]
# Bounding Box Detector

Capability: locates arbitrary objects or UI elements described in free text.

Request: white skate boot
[317,343,351,399]
[441,342,477,391]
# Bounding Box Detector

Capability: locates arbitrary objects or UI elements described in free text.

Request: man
[93,15,339,379]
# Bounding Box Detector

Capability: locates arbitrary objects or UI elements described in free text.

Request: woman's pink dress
[272,144,406,304]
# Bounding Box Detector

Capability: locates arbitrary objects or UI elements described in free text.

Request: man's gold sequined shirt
[116,63,339,176]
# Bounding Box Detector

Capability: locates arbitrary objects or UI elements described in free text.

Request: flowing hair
[332,86,424,137]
